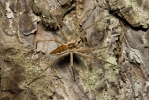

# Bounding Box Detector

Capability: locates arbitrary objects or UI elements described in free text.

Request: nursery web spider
[26,3,119,86]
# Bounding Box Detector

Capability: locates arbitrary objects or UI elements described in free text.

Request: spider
[26,2,119,86]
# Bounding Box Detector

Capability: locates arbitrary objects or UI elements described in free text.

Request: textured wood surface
[1,0,149,100]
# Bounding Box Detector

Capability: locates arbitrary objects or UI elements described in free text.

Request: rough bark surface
[0,0,149,100]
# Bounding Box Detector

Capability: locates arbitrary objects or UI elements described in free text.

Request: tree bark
[1,0,149,100]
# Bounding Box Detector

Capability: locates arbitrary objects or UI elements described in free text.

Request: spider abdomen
[50,45,68,54]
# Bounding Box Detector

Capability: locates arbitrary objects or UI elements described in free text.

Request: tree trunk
[1,0,149,100]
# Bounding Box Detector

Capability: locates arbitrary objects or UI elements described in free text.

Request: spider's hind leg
[74,51,117,67]
[70,52,76,81]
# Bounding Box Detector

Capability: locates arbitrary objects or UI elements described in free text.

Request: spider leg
[74,46,109,70]
[70,52,73,67]
[70,6,96,41]
[74,51,117,66]
[81,42,94,71]
[75,46,109,52]
[70,10,90,41]
[48,10,68,42]
[75,10,120,41]
[24,52,69,87]
[75,46,109,68]
[70,52,76,81]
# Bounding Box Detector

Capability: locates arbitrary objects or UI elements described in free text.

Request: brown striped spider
[26,2,119,86]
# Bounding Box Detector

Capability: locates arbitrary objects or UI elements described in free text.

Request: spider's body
[26,1,119,85]
[50,45,68,54]
[50,38,81,54]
